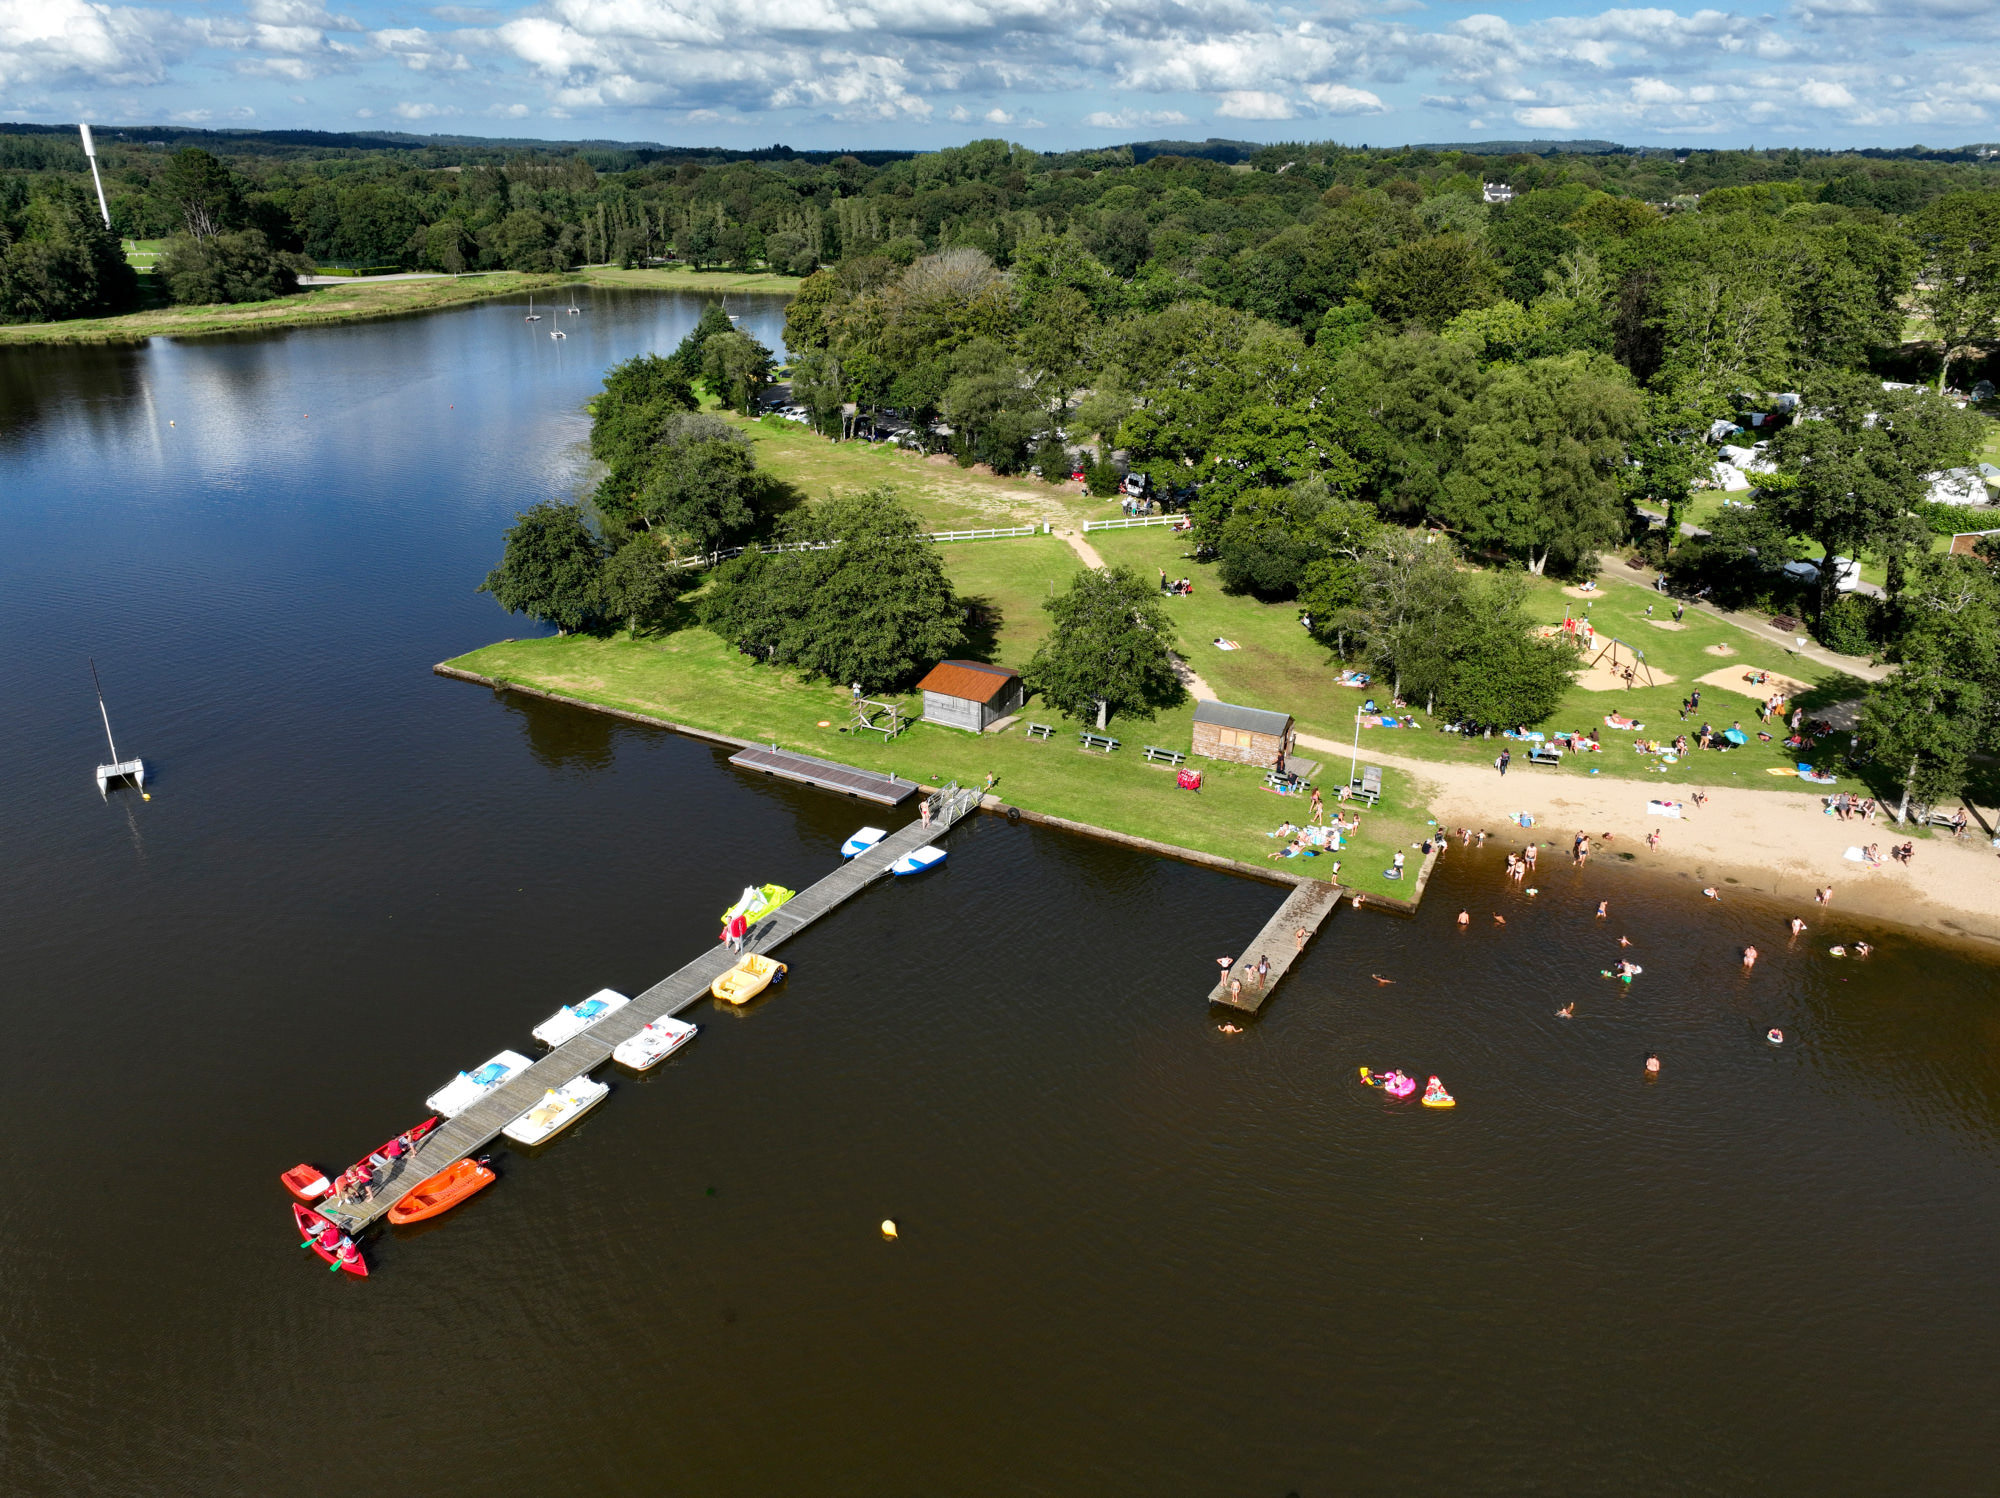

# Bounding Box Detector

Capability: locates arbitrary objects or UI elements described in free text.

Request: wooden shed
[1191,699,1294,767]
[916,660,1025,733]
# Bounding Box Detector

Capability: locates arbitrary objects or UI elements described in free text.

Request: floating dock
[320,785,977,1233]
[1207,880,1342,1013]
[727,745,919,806]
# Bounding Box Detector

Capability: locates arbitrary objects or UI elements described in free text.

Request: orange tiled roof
[916,660,1020,705]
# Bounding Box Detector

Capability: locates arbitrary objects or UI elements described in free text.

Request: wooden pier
[727,745,919,805]
[321,785,978,1233]
[1207,880,1342,1013]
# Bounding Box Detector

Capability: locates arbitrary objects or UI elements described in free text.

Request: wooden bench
[1079,731,1121,753]
[1527,747,1564,767]
[1144,745,1186,766]
[1266,770,1306,792]
[1024,722,1055,741]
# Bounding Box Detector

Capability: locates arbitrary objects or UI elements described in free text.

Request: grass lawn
[0,270,573,346]
[1086,526,1870,793]
[936,534,1085,663]
[719,411,1105,534]
[448,545,1439,898]
[579,265,804,295]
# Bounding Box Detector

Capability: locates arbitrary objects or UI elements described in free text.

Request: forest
[8,125,2000,814]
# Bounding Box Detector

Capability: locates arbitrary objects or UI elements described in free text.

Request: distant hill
[1418,139,1647,155]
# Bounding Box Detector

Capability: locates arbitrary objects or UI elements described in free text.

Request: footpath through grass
[1088,526,1870,793]
[449,536,1439,898]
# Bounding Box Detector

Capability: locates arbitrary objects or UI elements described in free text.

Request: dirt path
[1059,529,1106,569]
[1294,732,2000,943]
[1170,653,1218,701]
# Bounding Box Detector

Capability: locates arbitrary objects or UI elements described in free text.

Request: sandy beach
[1295,734,2000,945]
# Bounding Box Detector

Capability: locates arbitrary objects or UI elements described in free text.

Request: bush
[158,229,310,305]
[1084,452,1122,497]
[1812,593,1881,655]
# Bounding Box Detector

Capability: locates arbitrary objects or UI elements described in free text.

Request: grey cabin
[916,660,1025,732]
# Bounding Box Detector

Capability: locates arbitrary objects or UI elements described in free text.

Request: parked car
[1121,472,1148,497]
[1780,556,1862,592]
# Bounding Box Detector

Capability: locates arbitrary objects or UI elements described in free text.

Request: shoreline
[0,265,802,348]
[1304,735,2000,947]
[436,663,1437,913]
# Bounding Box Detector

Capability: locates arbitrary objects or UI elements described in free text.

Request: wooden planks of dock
[727,745,919,805]
[1207,880,1342,1013]
[320,808,959,1233]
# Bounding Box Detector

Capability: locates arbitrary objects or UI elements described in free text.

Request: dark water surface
[3,292,1997,1497]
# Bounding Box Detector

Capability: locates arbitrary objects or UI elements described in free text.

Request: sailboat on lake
[525,296,541,322]
[90,659,146,798]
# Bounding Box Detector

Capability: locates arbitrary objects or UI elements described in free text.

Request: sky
[3,0,1999,153]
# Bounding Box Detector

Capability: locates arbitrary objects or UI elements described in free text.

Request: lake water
[3,290,1998,1497]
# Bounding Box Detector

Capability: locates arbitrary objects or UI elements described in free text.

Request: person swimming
[1557,1003,1574,1018]
[1617,935,1633,947]
[1743,945,1758,968]
[1596,900,1608,919]
[1457,910,1471,927]
[1789,917,1807,936]
[1644,1054,1660,1076]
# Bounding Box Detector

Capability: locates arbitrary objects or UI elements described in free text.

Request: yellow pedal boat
[711,954,787,1006]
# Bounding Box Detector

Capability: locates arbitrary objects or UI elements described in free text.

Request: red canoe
[292,1204,368,1278]
[387,1157,496,1226]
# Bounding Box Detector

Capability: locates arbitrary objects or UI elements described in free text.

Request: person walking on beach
[1497,748,1511,777]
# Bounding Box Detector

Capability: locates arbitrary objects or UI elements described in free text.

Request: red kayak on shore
[292,1204,368,1278]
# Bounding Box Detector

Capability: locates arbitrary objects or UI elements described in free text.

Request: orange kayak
[387,1158,496,1225]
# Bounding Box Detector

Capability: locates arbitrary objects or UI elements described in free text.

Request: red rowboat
[387,1158,496,1225]
[292,1204,368,1278]
[280,1163,330,1202]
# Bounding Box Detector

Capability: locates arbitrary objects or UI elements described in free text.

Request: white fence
[927,524,1046,542]
[1082,514,1183,533]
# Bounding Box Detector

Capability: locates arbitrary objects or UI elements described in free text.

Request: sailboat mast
[89,658,121,763]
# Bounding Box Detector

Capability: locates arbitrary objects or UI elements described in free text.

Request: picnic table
[1079,731,1120,753]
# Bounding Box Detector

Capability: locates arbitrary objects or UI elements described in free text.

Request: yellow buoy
[880,1219,897,1240]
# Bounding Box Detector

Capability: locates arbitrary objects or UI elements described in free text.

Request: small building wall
[1191,720,1290,766]
[922,691,985,732]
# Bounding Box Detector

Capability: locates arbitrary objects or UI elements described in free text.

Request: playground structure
[1588,636,1657,689]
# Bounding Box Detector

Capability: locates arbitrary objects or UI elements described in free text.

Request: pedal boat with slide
[711,953,786,1006]
[387,1157,497,1225]
[426,1050,534,1117]
[531,988,630,1047]
[612,1015,700,1070]
[502,1076,610,1146]
[293,1203,367,1277]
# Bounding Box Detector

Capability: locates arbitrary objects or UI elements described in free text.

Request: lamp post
[1349,704,1363,789]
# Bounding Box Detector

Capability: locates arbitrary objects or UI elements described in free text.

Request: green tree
[0,184,138,323]
[1906,191,2000,392]
[1860,642,1985,823]
[157,147,241,240]
[702,489,962,690]
[480,501,605,634]
[1767,378,1983,618]
[1358,234,1502,331]
[666,300,737,379]
[700,329,774,414]
[157,229,306,305]
[1354,530,1471,704]
[1439,351,1642,575]
[625,415,759,549]
[598,534,689,635]
[942,337,1042,471]
[1023,564,1185,729]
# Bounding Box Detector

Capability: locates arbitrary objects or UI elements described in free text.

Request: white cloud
[392,98,458,116]
[984,106,1014,123]
[1216,89,1297,118]
[1303,81,1386,114]
[1081,107,1192,127]
[1515,104,1576,128]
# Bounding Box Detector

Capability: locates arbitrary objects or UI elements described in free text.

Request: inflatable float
[1422,1076,1456,1108]
[1359,1067,1417,1098]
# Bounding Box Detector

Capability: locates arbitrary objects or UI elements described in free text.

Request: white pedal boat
[841,826,887,858]
[611,1016,700,1071]
[891,844,946,876]
[502,1076,609,1145]
[532,988,630,1047]
[426,1050,534,1117]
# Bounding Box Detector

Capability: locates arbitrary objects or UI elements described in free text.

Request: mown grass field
[1087,526,1869,792]
[449,535,1440,897]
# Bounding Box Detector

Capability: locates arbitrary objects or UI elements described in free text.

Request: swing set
[1588,637,1656,689]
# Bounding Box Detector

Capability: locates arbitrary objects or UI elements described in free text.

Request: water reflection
[504,690,622,774]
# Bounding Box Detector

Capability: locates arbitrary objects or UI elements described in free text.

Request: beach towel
[1647,800,1684,818]
[1842,846,1879,865]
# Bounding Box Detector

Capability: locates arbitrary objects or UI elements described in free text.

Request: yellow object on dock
[711,954,787,1006]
